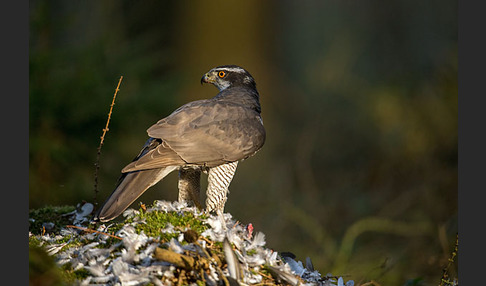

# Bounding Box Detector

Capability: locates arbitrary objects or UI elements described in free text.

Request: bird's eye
[218,71,226,78]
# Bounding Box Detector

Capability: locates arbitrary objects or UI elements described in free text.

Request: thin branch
[66,225,122,240]
[439,233,458,286]
[93,76,123,205]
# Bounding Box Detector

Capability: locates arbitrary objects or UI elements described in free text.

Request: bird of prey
[93,65,265,222]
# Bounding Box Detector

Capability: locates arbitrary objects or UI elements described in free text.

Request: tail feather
[93,166,177,222]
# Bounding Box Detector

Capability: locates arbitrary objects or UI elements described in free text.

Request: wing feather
[121,138,186,173]
[122,98,265,172]
[148,100,265,166]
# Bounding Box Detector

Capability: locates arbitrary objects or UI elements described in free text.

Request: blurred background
[29,0,457,284]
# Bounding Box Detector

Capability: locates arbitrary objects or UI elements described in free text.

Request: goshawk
[93,65,265,222]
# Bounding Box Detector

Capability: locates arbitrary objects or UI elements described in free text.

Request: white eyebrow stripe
[214,67,246,73]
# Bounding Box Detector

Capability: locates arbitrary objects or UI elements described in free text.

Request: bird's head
[201,65,256,91]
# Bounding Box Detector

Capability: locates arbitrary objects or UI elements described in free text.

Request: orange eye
[218,71,226,78]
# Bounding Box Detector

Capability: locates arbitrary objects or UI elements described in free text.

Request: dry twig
[439,233,458,286]
[93,76,123,204]
[66,224,122,240]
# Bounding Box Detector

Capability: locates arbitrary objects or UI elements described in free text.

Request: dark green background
[29,1,457,284]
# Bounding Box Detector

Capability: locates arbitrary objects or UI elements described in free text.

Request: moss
[29,231,84,254]
[29,205,76,235]
[72,268,91,280]
[124,206,209,242]
[29,235,43,248]
[28,203,217,284]
[210,241,224,253]
[57,263,91,283]
[59,236,85,250]
[246,248,258,256]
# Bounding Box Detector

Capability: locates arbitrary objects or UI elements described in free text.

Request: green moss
[29,230,84,254]
[57,263,92,283]
[59,236,85,251]
[29,235,43,248]
[29,205,76,235]
[72,268,91,280]
[211,241,224,251]
[246,248,258,256]
[123,206,209,242]
[28,203,216,284]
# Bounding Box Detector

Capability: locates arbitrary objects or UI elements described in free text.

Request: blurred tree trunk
[172,0,272,103]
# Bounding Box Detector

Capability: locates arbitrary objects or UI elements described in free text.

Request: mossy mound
[29,200,353,286]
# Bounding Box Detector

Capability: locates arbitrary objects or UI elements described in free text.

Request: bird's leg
[178,167,202,210]
[205,161,238,214]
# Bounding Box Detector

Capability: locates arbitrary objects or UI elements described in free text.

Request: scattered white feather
[223,237,241,280]
[247,231,265,250]
[84,263,105,277]
[168,238,184,254]
[45,241,69,255]
[30,200,354,286]
[122,208,140,220]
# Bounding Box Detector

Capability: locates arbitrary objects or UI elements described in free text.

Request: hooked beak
[200,72,215,85]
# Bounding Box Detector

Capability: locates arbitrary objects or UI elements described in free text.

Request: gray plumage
[93,65,265,222]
